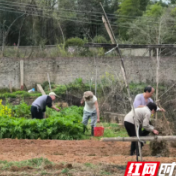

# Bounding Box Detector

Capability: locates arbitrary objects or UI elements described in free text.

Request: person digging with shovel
[81,91,100,136]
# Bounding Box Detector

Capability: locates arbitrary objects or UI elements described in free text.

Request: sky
[153,0,170,3]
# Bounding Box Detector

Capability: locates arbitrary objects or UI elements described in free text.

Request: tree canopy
[0,0,175,47]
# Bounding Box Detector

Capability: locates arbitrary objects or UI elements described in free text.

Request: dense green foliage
[42,78,104,98]
[65,37,86,48]
[0,78,173,139]
[1,0,175,54]
[0,105,84,140]
[0,91,41,99]
[0,99,128,140]
[11,101,31,119]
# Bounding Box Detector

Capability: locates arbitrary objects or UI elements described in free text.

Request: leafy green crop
[0,91,41,99]
[0,105,84,140]
[11,101,31,119]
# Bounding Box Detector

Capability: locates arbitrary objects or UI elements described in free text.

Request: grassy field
[0,158,126,176]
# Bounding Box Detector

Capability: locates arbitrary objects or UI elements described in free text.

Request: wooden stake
[94,57,98,96]
[100,2,143,161]
[37,84,46,95]
[47,73,52,92]
[101,136,176,142]
[156,48,160,120]
[20,60,24,90]
[9,81,12,93]
[102,16,115,44]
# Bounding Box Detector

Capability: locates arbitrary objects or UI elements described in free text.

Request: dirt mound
[149,119,170,157]
[66,164,73,169]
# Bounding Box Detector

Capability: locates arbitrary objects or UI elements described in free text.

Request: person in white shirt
[124,102,159,156]
[81,91,100,136]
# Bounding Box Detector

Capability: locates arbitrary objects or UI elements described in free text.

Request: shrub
[11,101,31,119]
[53,85,67,96]
[65,37,86,48]
[0,100,12,117]
[93,35,108,43]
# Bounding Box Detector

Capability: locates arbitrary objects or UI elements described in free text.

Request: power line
[0,6,104,24]
[0,7,106,26]
[1,6,176,33]
[0,6,163,31]
[1,1,175,27]
[0,0,173,22]
[0,1,103,19]
[5,0,171,20]
[0,2,108,24]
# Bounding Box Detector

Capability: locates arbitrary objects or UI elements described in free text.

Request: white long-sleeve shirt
[124,106,154,132]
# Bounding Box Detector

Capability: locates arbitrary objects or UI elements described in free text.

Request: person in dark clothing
[31,92,60,119]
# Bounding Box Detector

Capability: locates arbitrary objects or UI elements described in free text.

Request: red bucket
[94,126,104,137]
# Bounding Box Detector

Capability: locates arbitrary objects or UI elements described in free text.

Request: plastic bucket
[94,126,104,137]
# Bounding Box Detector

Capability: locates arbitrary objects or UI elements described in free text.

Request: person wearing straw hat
[81,91,100,136]
[31,92,60,119]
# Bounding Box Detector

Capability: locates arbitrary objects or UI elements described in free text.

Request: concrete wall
[0,56,175,89]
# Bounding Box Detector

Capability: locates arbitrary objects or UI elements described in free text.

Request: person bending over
[124,102,159,156]
[81,91,100,136]
[31,92,60,119]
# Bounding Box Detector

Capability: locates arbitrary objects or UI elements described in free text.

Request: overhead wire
[0,6,167,32]
[0,0,174,24]
[0,0,171,20]
[1,6,176,35]
[0,2,176,33]
[1,1,176,28]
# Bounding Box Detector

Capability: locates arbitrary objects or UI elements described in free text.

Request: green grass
[0,158,126,176]
[61,168,69,173]
[101,171,111,175]
[0,158,52,170]
[84,163,94,168]
[84,122,128,139]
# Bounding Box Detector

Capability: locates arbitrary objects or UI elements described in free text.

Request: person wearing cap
[81,91,100,136]
[31,92,60,119]
[124,102,159,156]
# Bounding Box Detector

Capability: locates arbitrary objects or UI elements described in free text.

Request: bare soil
[0,139,176,165]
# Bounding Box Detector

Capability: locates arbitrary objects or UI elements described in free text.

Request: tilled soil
[0,139,176,165]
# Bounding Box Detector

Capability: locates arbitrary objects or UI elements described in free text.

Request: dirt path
[0,139,176,165]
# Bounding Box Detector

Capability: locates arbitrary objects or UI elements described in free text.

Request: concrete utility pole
[100,3,143,161]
